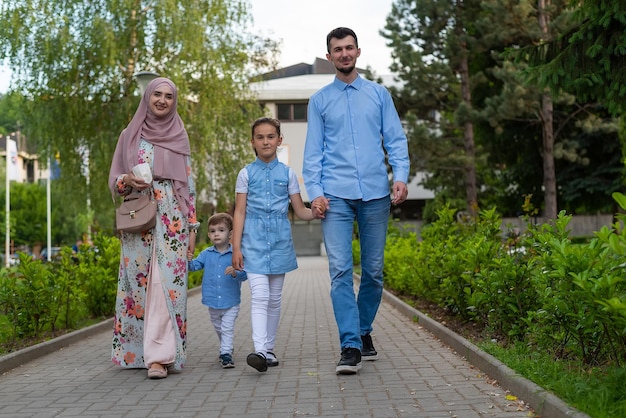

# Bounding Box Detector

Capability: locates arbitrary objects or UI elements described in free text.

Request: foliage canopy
[520,0,626,116]
[0,0,278,234]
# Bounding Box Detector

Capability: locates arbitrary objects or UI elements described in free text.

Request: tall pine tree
[382,0,486,217]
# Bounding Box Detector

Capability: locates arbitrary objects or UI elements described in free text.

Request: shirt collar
[253,157,279,169]
[333,73,363,91]
[208,243,233,254]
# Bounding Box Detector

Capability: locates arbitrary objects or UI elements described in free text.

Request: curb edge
[0,286,202,376]
[381,287,591,418]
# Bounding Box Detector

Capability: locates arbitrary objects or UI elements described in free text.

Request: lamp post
[4,134,9,267]
[133,71,160,96]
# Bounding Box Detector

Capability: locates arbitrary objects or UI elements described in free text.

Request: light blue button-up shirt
[303,74,410,202]
[188,244,247,310]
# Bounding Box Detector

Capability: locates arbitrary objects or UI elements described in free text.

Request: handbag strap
[114,187,154,208]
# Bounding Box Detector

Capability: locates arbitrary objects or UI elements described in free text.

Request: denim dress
[236,157,298,274]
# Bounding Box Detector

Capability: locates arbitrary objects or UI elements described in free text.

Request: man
[303,27,410,375]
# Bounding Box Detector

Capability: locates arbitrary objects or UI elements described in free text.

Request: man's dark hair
[326,27,358,53]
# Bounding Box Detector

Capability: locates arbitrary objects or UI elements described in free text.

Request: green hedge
[382,202,626,367]
[0,235,214,353]
[0,235,119,351]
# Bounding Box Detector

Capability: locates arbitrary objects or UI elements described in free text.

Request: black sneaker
[219,353,235,368]
[361,334,379,361]
[335,347,362,375]
[246,352,268,372]
[266,351,280,367]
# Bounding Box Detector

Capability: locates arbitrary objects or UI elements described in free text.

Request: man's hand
[391,181,408,205]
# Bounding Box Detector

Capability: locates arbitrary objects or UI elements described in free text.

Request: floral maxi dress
[111,139,198,371]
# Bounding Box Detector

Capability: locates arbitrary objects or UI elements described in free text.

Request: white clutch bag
[132,162,152,183]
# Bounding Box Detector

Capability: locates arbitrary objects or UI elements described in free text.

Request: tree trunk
[538,0,557,219]
[540,93,557,219]
[456,0,477,217]
[459,51,478,216]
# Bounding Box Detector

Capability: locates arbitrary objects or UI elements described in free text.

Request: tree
[0,180,47,248]
[536,0,557,219]
[521,0,626,117]
[384,0,620,220]
[0,1,279,232]
[0,92,23,136]
[478,0,617,219]
[479,60,621,216]
[382,0,485,217]
[556,114,622,214]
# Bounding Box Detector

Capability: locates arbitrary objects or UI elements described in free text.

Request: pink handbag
[115,193,157,233]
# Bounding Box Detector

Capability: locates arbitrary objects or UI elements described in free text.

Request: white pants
[209,305,240,355]
[247,273,285,354]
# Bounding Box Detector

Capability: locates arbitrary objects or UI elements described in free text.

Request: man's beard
[336,64,355,74]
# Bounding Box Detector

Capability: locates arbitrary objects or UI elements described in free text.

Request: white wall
[279,122,309,201]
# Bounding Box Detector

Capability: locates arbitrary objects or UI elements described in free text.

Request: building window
[277,103,307,122]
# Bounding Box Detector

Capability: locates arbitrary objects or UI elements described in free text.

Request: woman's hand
[187,231,196,258]
[122,172,150,191]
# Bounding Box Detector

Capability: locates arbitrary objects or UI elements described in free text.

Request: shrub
[383,202,626,366]
[0,254,56,343]
[0,234,121,350]
[74,235,120,318]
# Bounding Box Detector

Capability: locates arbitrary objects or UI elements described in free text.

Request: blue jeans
[321,195,390,350]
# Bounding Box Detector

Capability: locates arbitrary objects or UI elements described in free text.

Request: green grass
[0,314,106,355]
[360,255,624,417]
[0,315,14,352]
[479,341,626,418]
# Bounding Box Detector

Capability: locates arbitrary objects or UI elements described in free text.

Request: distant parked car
[8,254,20,266]
[40,247,61,261]
[0,252,31,267]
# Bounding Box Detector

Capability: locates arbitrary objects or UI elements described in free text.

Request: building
[0,132,50,183]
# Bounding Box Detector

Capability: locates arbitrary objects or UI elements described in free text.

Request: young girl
[232,117,315,372]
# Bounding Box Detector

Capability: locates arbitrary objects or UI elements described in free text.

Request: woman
[108,77,199,379]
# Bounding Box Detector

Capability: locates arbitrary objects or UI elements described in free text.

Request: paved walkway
[0,257,585,417]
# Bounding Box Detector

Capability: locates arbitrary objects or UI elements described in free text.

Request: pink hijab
[109,77,192,215]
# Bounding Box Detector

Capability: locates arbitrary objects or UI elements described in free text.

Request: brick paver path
[0,257,532,417]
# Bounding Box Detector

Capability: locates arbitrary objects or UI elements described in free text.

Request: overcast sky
[249,0,395,74]
[0,1,395,93]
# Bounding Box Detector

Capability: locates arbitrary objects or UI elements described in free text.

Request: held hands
[391,181,408,205]
[231,248,244,271]
[187,231,196,260]
[311,197,330,219]
[224,266,238,277]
